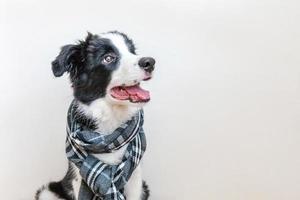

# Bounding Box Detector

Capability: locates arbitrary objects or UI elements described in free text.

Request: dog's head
[52,31,155,106]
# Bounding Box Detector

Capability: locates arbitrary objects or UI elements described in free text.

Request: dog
[36,31,155,200]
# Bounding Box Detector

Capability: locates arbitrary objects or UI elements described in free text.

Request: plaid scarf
[65,101,147,200]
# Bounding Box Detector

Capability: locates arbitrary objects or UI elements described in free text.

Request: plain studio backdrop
[1,0,300,199]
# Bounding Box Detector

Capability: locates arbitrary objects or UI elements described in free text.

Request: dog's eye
[102,55,115,64]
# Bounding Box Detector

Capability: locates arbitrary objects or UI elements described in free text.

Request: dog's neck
[77,99,140,134]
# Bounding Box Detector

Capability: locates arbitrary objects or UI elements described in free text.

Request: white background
[1,0,300,199]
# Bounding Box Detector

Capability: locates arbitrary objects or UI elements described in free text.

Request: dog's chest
[80,100,140,164]
[92,144,128,165]
[91,119,130,165]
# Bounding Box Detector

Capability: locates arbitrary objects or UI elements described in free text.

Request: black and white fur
[36,31,154,200]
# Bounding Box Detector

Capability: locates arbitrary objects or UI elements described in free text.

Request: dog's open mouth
[110,84,150,103]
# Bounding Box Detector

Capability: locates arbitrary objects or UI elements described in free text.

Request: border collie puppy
[36,31,155,200]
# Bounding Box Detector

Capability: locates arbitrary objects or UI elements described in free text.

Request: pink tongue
[111,85,150,102]
[125,85,150,101]
[110,87,129,100]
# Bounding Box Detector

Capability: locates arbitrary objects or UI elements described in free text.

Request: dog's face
[52,31,155,106]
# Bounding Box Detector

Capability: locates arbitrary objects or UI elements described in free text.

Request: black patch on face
[52,32,124,104]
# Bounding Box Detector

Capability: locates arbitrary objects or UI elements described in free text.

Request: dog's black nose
[138,57,155,73]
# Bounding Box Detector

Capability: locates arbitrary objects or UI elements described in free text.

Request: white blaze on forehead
[100,33,132,56]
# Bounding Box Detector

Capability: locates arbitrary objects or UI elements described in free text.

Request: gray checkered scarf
[65,101,146,200]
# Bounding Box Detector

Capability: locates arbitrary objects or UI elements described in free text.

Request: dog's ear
[51,44,80,77]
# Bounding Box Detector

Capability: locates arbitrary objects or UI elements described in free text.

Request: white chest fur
[78,99,140,164]
[92,144,128,165]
